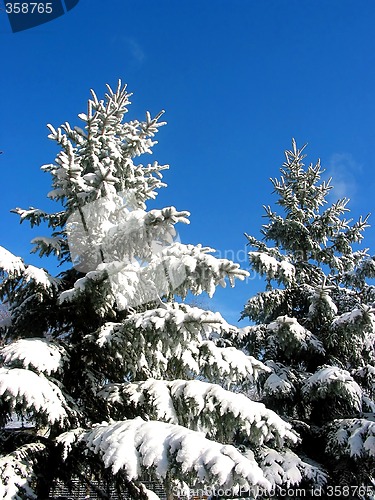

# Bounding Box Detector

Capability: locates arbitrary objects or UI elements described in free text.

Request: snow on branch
[267,316,325,355]
[0,368,70,424]
[59,241,248,309]
[0,247,59,307]
[197,341,269,384]
[326,418,375,459]
[157,243,249,298]
[56,427,86,461]
[58,261,136,306]
[1,338,68,375]
[30,236,65,259]
[302,366,363,411]
[0,442,46,500]
[66,201,190,273]
[99,379,298,447]
[259,447,328,488]
[264,373,296,397]
[0,247,25,277]
[308,284,338,318]
[139,485,161,500]
[82,417,271,492]
[105,206,190,263]
[249,252,295,285]
[332,305,375,330]
[263,362,300,398]
[23,265,59,291]
[88,305,268,383]
[127,303,239,340]
[11,207,65,229]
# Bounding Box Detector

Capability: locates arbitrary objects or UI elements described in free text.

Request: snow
[302,366,362,410]
[129,303,239,339]
[1,338,67,375]
[56,428,86,460]
[198,341,270,383]
[332,308,366,327]
[66,193,190,275]
[264,373,295,396]
[308,289,338,316]
[260,447,303,487]
[250,253,278,276]
[99,379,298,447]
[58,287,76,303]
[298,457,328,487]
[268,315,303,333]
[89,304,267,383]
[94,329,268,384]
[362,395,375,413]
[95,322,123,348]
[267,316,325,354]
[23,265,58,290]
[45,85,169,208]
[57,259,154,308]
[0,368,69,423]
[83,418,271,491]
[47,187,65,200]
[30,236,63,256]
[142,487,161,500]
[150,243,249,297]
[355,364,375,383]
[243,288,286,320]
[0,443,45,500]
[0,247,25,276]
[100,379,178,424]
[14,207,46,223]
[249,252,295,282]
[328,418,375,459]
[279,260,295,280]
[59,242,249,309]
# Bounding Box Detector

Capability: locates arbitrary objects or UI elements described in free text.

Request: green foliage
[240,140,375,495]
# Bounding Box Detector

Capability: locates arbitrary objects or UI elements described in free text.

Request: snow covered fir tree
[238,140,375,498]
[0,83,323,499]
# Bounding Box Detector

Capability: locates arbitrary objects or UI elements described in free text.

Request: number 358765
[5,3,53,14]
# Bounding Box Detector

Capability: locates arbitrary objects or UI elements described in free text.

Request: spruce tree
[240,140,375,497]
[0,84,316,499]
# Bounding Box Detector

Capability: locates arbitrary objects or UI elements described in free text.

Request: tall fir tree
[0,85,319,499]
[239,140,375,497]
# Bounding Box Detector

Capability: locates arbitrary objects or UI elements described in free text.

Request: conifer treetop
[246,139,371,289]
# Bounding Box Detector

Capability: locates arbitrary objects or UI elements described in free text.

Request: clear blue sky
[1,0,375,324]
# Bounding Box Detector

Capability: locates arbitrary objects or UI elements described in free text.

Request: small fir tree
[0,85,316,499]
[239,140,375,496]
